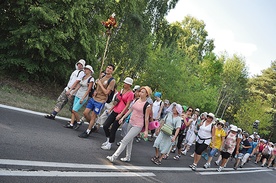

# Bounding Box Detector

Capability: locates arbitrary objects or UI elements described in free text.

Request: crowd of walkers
[44,59,276,172]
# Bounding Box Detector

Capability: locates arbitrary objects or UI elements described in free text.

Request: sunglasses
[188,109,193,112]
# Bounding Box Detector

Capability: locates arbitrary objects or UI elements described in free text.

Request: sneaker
[240,164,243,168]
[74,121,82,130]
[135,137,141,143]
[181,150,187,156]
[106,156,115,162]
[189,163,196,168]
[233,167,237,170]
[173,155,181,160]
[120,157,130,162]
[91,126,99,133]
[44,114,55,120]
[261,164,264,167]
[190,153,194,158]
[191,164,197,171]
[64,124,73,129]
[217,166,223,172]
[101,143,111,150]
[116,142,121,146]
[102,141,109,147]
[203,163,210,169]
[78,131,90,138]
[215,161,220,166]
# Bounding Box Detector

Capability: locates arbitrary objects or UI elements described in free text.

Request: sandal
[173,155,181,160]
[151,156,158,162]
[154,159,161,165]
[163,154,169,160]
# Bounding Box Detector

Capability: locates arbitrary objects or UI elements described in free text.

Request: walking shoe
[91,126,99,133]
[181,150,187,155]
[217,166,223,172]
[106,156,115,162]
[203,163,210,169]
[44,114,55,120]
[215,161,220,166]
[233,167,237,170]
[102,141,109,147]
[190,153,194,158]
[191,164,197,171]
[189,163,196,168]
[101,143,111,150]
[261,164,264,167]
[78,131,90,138]
[239,164,243,168]
[120,157,130,162]
[173,155,181,160]
[64,124,73,129]
[74,121,82,130]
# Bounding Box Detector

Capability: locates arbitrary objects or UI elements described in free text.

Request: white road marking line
[0,169,155,177]
[199,169,273,175]
[0,159,266,172]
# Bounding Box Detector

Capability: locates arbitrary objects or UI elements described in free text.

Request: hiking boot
[78,131,90,138]
[44,114,55,120]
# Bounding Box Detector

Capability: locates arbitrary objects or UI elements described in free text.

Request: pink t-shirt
[129,100,147,127]
[113,90,134,113]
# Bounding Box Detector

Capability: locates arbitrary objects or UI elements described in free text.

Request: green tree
[234,96,272,136]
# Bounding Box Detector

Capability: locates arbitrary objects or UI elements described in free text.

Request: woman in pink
[106,86,152,162]
[101,77,134,150]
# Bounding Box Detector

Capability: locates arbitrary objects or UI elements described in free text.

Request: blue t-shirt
[240,138,251,154]
[247,141,257,154]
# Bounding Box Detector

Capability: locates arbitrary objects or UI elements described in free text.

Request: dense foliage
[0,1,275,140]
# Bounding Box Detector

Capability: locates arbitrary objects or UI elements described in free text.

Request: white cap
[123,77,133,85]
[231,126,238,132]
[133,85,140,91]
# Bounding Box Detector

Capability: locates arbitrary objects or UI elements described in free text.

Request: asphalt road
[0,104,275,183]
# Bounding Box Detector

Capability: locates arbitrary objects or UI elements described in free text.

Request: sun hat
[237,128,242,132]
[217,120,225,126]
[140,86,152,96]
[207,113,215,119]
[133,85,140,91]
[123,77,133,85]
[154,92,162,98]
[166,102,183,115]
[231,126,238,132]
[84,65,94,73]
[77,59,86,67]
[249,135,254,139]
[195,108,200,112]
[164,99,170,104]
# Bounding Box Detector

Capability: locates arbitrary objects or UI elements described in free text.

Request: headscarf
[166,102,183,115]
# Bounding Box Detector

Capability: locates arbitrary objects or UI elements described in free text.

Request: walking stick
[99,34,111,78]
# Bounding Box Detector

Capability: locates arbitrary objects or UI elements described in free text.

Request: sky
[166,0,276,76]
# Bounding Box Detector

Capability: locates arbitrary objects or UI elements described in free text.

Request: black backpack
[105,77,115,103]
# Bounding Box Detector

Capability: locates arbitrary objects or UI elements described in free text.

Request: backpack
[134,98,150,127]
[106,77,115,103]
[77,70,84,77]
[87,76,94,98]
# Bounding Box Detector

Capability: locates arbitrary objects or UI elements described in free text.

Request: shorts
[72,96,87,112]
[221,151,231,159]
[86,98,104,115]
[195,142,208,155]
[208,148,219,157]
[237,153,245,159]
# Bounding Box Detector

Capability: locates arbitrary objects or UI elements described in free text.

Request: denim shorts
[208,148,219,157]
[86,98,104,115]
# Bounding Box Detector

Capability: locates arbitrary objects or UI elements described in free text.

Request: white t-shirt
[152,100,162,119]
[66,70,85,91]
[75,76,94,100]
[196,121,213,145]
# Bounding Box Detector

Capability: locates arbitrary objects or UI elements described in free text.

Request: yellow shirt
[211,127,226,149]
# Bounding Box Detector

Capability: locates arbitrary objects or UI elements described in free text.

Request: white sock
[86,129,91,134]
[70,123,73,126]
[106,138,110,142]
